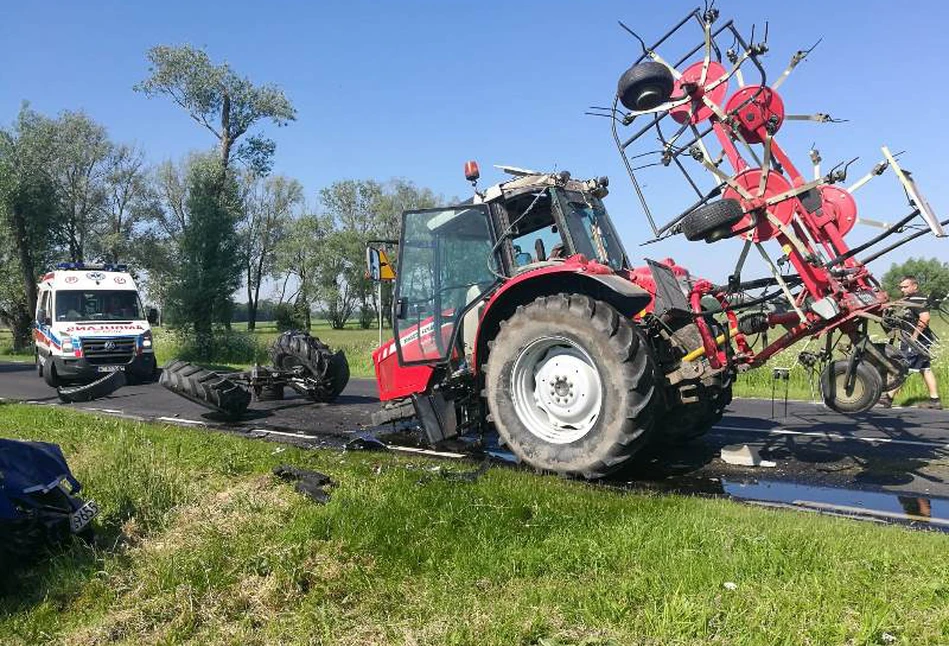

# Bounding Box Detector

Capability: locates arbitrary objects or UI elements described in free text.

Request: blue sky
[2,0,947,288]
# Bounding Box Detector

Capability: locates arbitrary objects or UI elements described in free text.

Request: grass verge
[1,403,948,645]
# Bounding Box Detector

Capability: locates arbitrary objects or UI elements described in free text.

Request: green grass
[0,327,33,364]
[2,403,949,645]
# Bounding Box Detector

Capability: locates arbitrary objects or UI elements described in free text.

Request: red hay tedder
[368,9,946,479]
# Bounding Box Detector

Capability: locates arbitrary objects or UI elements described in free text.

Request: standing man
[879,276,942,409]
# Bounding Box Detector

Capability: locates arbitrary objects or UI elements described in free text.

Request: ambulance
[34,263,158,387]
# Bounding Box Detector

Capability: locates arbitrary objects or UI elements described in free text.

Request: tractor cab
[388,165,632,367]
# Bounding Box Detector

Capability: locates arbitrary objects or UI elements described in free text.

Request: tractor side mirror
[147,308,159,325]
[394,297,408,320]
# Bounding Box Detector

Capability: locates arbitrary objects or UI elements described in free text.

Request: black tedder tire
[680,199,745,242]
[159,360,251,419]
[269,331,349,402]
[866,343,909,392]
[617,61,675,111]
[485,294,658,479]
[820,360,882,414]
[57,371,126,403]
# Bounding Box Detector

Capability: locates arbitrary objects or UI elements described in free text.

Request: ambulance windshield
[55,290,143,322]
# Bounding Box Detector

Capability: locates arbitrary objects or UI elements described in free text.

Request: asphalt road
[3,359,949,527]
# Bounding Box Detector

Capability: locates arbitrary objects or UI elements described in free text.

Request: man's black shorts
[905,353,932,372]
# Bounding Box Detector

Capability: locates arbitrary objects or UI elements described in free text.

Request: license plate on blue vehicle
[69,500,99,533]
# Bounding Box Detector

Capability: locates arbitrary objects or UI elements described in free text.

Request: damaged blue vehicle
[0,439,98,568]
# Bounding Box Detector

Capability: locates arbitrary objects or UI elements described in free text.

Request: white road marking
[88,407,122,414]
[249,428,311,439]
[792,500,949,527]
[157,416,205,426]
[713,425,949,450]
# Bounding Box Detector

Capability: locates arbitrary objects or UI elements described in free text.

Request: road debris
[272,464,334,504]
[720,444,777,468]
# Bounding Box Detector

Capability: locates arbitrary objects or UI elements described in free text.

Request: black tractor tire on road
[485,294,658,479]
[617,61,675,111]
[371,398,416,426]
[255,384,285,401]
[57,371,126,403]
[269,331,350,402]
[159,360,251,419]
[820,359,882,414]
[680,199,745,242]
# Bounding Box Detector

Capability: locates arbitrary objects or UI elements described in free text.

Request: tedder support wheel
[617,61,675,111]
[485,294,658,479]
[269,331,350,402]
[680,199,744,242]
[159,360,251,419]
[820,359,883,414]
[866,343,909,392]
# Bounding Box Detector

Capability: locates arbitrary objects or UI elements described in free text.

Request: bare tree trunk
[220,93,232,168]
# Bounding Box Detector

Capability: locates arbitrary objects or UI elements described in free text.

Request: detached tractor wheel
[617,61,675,111]
[680,199,744,242]
[159,360,251,419]
[865,343,908,391]
[269,331,350,402]
[485,295,658,479]
[820,360,882,414]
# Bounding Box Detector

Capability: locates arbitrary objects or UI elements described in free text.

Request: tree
[49,110,113,262]
[135,45,296,174]
[93,143,162,265]
[240,174,301,330]
[275,214,324,331]
[882,257,949,300]
[167,157,244,336]
[0,105,60,349]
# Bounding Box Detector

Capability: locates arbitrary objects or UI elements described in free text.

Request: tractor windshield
[557,191,628,271]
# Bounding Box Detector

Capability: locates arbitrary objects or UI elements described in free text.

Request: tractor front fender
[472,265,653,372]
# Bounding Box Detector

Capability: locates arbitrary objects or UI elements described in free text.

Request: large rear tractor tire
[484,295,658,479]
[820,360,882,414]
[159,360,251,419]
[269,331,349,402]
[660,376,733,444]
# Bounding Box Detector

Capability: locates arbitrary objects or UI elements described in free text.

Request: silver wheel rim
[511,335,603,444]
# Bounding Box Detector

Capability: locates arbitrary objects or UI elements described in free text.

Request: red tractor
[369,164,733,478]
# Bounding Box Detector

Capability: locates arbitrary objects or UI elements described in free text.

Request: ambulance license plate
[69,500,99,533]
